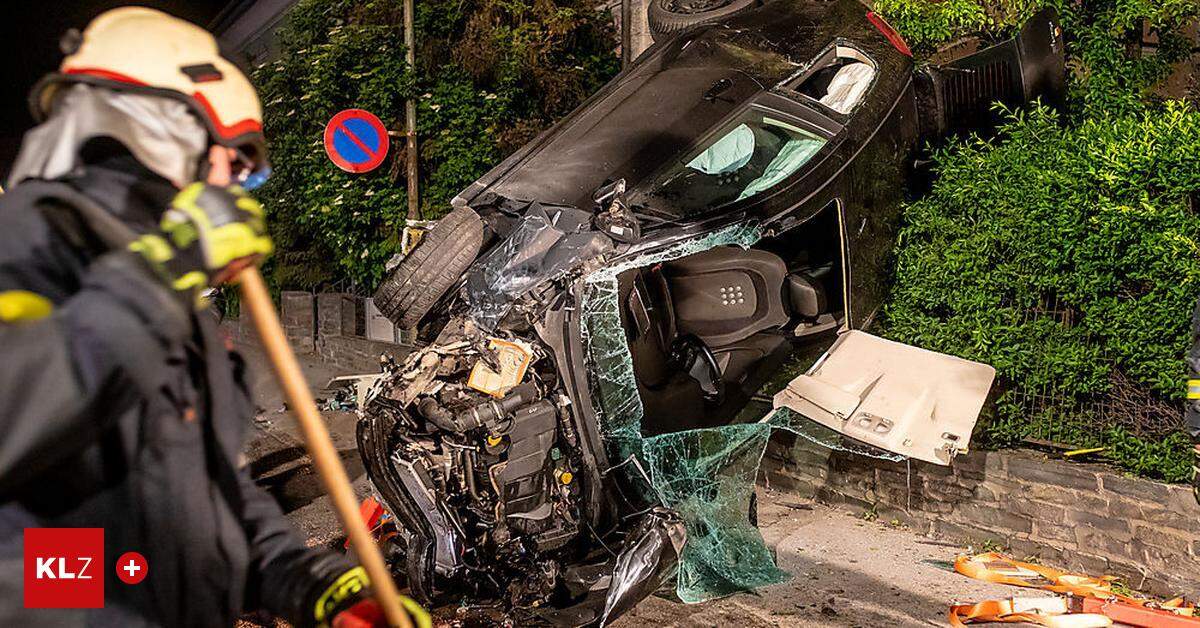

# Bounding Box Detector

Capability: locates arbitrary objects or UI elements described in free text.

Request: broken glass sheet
[580,221,763,441]
[578,220,910,602]
[580,222,794,602]
[586,221,763,285]
[466,203,611,330]
[578,277,642,441]
[642,423,788,603]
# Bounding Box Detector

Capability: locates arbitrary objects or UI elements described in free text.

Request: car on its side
[358,1,1064,625]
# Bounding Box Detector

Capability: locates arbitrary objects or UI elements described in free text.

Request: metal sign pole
[404,0,420,221]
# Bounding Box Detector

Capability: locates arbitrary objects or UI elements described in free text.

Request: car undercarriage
[355,1,1062,624]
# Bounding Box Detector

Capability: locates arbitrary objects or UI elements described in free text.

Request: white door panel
[773,331,995,465]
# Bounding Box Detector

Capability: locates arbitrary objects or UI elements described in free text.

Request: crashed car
[357,1,1064,624]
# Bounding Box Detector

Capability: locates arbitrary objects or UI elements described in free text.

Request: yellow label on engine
[468,337,533,398]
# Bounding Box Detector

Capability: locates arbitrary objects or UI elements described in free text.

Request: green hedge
[252,0,619,290]
[876,0,1200,480]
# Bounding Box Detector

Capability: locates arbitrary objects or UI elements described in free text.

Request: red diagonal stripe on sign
[337,122,378,161]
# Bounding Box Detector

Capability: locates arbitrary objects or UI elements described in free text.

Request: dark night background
[0,2,245,180]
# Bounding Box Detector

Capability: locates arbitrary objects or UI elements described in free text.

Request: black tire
[647,0,758,42]
[373,206,484,328]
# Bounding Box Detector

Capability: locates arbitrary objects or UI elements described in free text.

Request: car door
[772,330,996,465]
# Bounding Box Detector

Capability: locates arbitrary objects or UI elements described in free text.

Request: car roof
[458,0,903,211]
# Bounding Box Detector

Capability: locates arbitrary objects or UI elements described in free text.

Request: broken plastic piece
[599,508,687,625]
[465,202,611,329]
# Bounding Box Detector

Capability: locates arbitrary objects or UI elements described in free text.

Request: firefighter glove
[127,182,272,308]
[313,567,431,628]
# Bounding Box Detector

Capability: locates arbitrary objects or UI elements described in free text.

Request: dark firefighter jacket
[0,153,352,627]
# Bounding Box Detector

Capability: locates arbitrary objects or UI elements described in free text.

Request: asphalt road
[610,496,1016,627]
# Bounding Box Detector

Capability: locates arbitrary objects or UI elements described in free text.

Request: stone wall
[227,291,410,372]
[280,291,315,353]
[761,434,1200,597]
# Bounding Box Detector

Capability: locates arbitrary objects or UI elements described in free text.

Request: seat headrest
[786,272,827,319]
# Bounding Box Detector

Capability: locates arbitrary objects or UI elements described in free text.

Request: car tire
[647,0,758,41]
[373,206,484,329]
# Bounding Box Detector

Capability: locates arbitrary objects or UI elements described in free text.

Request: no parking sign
[323,109,390,173]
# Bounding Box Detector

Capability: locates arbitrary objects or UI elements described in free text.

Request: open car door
[773,331,995,465]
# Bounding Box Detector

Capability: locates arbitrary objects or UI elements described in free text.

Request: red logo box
[24,528,104,608]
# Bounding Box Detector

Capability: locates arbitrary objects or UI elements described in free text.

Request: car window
[786,45,877,115]
[632,110,827,217]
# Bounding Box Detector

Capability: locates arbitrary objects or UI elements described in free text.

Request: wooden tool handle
[238,269,412,628]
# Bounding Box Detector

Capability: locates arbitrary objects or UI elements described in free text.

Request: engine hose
[416,382,540,433]
[416,397,460,432]
[463,449,482,502]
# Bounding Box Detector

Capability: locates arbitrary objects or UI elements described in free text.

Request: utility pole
[621,0,632,69]
[404,0,419,221]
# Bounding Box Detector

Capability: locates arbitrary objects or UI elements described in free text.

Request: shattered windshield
[631,109,827,217]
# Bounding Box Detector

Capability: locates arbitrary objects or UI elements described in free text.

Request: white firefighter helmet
[30,6,267,176]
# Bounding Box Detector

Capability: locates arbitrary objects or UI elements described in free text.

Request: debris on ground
[950,552,1200,627]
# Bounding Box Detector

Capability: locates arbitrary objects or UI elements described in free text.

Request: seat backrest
[785,272,828,319]
[662,246,789,347]
[624,267,677,389]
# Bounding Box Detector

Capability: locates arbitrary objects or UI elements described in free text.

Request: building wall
[600,0,654,60]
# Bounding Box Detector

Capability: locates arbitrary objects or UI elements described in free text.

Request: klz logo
[24,528,104,608]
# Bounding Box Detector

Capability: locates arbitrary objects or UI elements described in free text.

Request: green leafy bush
[880,0,1200,480]
[253,0,618,290]
[871,0,989,50]
[870,0,1045,51]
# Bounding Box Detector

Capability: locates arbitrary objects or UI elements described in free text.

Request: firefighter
[0,8,427,627]
[1189,298,1200,504]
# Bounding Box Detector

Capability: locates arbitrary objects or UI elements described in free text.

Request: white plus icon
[116,551,147,584]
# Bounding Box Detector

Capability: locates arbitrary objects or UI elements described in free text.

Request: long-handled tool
[239,268,412,628]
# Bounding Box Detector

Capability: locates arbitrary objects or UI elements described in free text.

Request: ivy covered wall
[252,0,619,291]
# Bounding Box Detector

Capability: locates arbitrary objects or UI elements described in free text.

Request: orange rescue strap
[949,553,1200,627]
[950,596,1110,627]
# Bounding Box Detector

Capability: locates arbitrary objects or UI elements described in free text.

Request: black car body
[358,1,1064,624]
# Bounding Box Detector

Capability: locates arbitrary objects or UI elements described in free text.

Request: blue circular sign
[323,109,390,173]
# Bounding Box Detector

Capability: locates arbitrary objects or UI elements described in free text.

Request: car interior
[786,44,877,114]
[618,201,847,436]
[639,110,829,215]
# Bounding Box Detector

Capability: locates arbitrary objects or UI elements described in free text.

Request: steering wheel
[671,335,724,402]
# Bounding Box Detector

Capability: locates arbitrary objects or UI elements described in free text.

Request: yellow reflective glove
[127,183,272,309]
[313,566,432,628]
